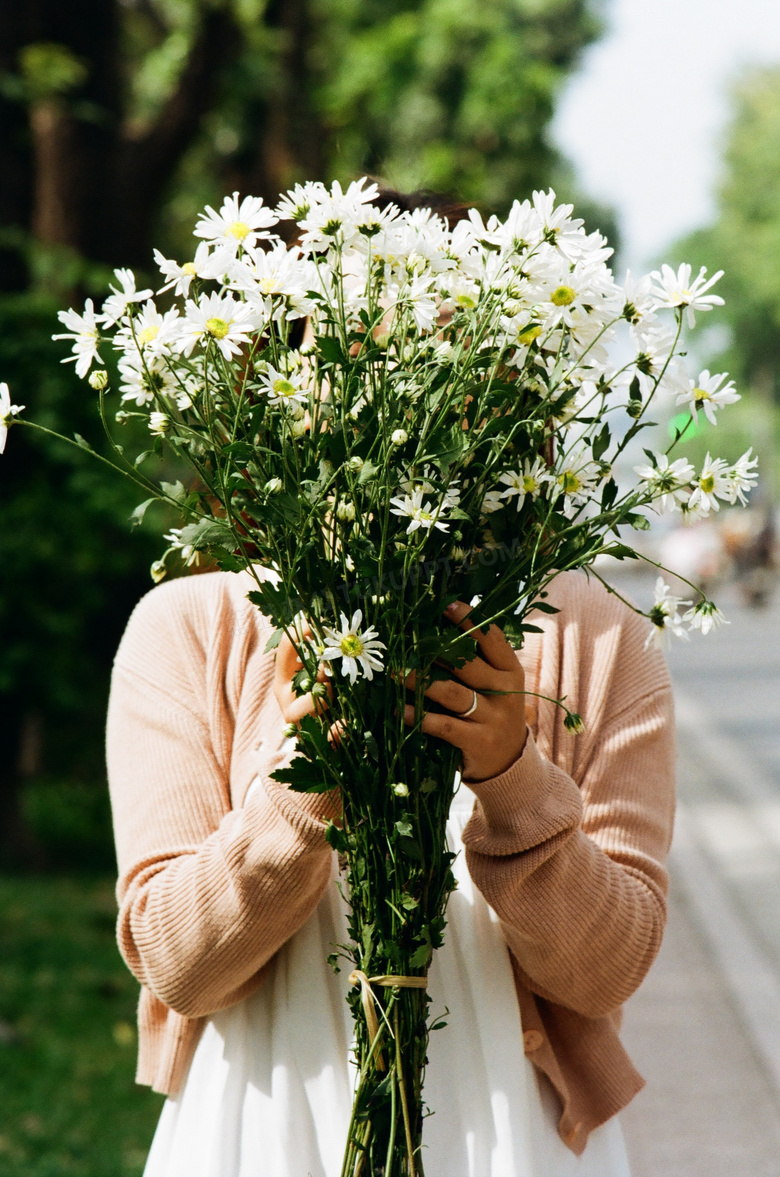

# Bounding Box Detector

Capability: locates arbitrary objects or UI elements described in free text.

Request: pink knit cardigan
[106,567,675,1156]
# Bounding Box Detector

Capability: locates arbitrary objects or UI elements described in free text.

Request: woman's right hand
[273,629,343,744]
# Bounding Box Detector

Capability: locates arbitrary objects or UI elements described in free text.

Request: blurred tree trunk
[0,4,34,290]
[4,0,240,272]
[240,0,326,205]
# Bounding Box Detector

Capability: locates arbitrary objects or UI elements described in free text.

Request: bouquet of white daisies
[3,178,756,1176]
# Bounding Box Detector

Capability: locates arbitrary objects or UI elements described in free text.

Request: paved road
[615,576,780,1176]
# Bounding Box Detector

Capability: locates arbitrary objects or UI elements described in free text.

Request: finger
[402,703,470,749]
[413,676,480,717]
[327,719,346,748]
[443,601,519,672]
[275,626,312,677]
[284,680,332,724]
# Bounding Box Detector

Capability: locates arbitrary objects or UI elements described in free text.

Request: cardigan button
[522,1029,544,1053]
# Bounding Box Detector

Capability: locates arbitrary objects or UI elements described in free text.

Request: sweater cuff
[462,730,583,856]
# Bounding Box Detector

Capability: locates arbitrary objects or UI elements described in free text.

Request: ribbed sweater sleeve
[462,580,675,1020]
[106,576,337,1019]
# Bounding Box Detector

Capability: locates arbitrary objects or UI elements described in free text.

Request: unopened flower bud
[336,501,356,522]
[311,681,329,700]
[89,370,108,391]
[391,781,409,798]
[264,477,283,494]
[282,722,298,739]
[114,410,130,424]
[291,417,308,437]
[391,429,408,446]
[150,560,167,583]
[149,411,171,436]
[347,456,364,472]
[564,711,585,735]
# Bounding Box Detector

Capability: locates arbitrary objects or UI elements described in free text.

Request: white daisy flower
[118,351,178,407]
[194,192,278,251]
[634,453,695,513]
[480,489,504,515]
[687,453,731,514]
[53,299,105,378]
[646,577,692,649]
[725,448,759,506]
[390,488,450,534]
[0,382,24,454]
[154,242,224,297]
[102,268,154,327]
[171,293,260,359]
[553,449,602,517]
[676,369,740,425]
[320,610,386,684]
[682,600,728,636]
[228,243,317,320]
[621,269,656,324]
[258,365,308,408]
[498,457,551,510]
[163,527,200,567]
[649,263,724,328]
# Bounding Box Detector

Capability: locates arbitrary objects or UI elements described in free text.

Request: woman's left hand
[401,600,527,784]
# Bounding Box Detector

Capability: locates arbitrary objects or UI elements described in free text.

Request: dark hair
[368,182,473,226]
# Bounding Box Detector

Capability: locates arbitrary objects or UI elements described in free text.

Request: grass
[0,874,164,1177]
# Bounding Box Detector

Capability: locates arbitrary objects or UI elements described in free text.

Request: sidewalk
[617,584,780,1176]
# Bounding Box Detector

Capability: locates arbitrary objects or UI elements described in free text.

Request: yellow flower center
[272,377,296,398]
[559,470,581,494]
[522,475,538,493]
[205,317,230,339]
[456,293,478,309]
[182,262,197,276]
[227,220,251,241]
[340,634,364,658]
[138,325,159,346]
[693,387,711,402]
[551,285,576,307]
[259,276,283,295]
[700,474,715,494]
[518,325,542,346]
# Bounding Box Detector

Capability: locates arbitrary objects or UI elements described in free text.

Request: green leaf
[623,512,651,531]
[601,543,638,561]
[73,432,94,452]
[530,599,560,615]
[394,820,413,839]
[270,756,333,794]
[178,518,235,550]
[324,821,348,853]
[129,497,156,529]
[357,459,379,485]
[160,479,187,503]
[263,627,284,653]
[363,730,379,761]
[592,423,610,461]
[317,335,346,365]
[409,943,432,968]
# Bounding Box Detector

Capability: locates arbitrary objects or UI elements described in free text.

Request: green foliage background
[0,0,608,869]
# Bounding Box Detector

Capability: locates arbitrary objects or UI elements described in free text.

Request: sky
[552,0,780,272]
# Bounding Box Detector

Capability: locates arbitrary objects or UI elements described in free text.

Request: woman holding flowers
[29,178,747,1175]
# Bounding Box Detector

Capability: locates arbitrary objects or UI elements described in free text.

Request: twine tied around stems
[348,971,428,1072]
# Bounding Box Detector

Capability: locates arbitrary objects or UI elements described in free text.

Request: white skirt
[144,782,631,1177]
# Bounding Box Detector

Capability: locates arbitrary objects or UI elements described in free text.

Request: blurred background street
[2,0,780,1173]
[619,573,780,1176]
